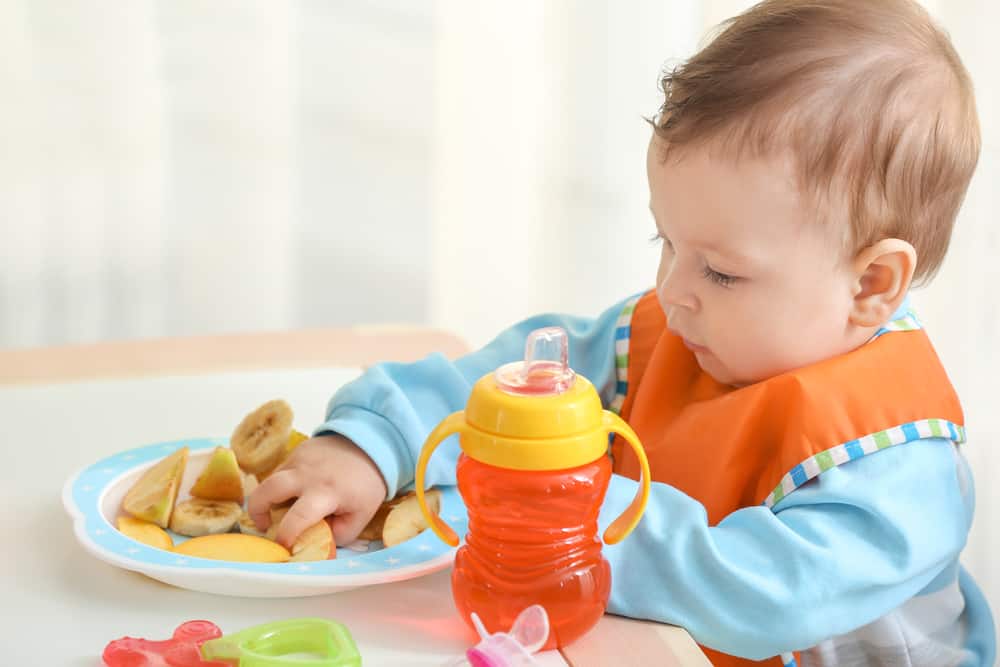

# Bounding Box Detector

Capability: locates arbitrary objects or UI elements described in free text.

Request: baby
[249,1,995,664]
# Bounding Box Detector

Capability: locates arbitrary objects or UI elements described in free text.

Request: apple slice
[116,516,174,551]
[121,446,189,528]
[267,505,336,561]
[288,520,335,562]
[173,533,290,562]
[189,447,244,503]
[382,489,441,547]
[358,494,408,541]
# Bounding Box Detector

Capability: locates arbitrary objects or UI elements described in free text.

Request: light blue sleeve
[598,438,975,659]
[315,296,632,498]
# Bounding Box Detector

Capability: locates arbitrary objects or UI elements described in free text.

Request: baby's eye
[702,265,737,287]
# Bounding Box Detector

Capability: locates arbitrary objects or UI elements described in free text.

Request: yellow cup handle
[415,411,466,547]
[601,412,651,544]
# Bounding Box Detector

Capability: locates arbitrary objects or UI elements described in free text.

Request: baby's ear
[849,238,917,328]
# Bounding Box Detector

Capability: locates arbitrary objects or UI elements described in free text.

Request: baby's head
[647,0,980,386]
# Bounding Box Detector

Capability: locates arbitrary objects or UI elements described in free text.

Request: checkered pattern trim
[870,309,922,340]
[609,293,644,415]
[763,419,967,509]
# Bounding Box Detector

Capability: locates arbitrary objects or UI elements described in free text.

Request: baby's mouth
[681,337,709,354]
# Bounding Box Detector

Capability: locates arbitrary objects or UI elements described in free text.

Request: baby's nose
[657,269,698,312]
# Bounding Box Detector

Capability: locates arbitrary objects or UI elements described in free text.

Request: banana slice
[169,498,242,537]
[382,489,441,547]
[230,399,294,476]
[237,510,267,538]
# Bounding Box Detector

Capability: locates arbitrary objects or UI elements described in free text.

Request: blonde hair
[652,0,980,284]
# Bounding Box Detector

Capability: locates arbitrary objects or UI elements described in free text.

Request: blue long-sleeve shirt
[318,297,996,665]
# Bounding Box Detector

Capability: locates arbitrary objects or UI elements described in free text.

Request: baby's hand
[247,434,388,549]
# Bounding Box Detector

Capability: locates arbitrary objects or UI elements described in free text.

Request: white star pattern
[82,485,94,492]
[448,515,461,522]
[175,558,189,565]
[101,468,116,474]
[418,545,432,552]
[94,529,107,536]
[126,547,140,554]
[297,565,311,572]
[347,560,361,569]
[386,557,401,565]
[122,454,135,460]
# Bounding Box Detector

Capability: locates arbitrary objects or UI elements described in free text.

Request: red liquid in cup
[451,454,613,651]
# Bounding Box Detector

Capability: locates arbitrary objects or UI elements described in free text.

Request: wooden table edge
[0,326,471,385]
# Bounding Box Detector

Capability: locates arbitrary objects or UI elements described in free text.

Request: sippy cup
[415,327,651,650]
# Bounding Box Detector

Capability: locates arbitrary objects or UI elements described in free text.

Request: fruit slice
[169,498,242,537]
[263,502,295,541]
[358,494,407,541]
[172,533,290,562]
[116,516,174,550]
[230,399,294,476]
[189,447,244,503]
[236,510,267,538]
[256,429,310,482]
[267,505,336,561]
[382,489,441,547]
[286,429,309,454]
[289,520,335,562]
[242,472,259,497]
[121,446,189,528]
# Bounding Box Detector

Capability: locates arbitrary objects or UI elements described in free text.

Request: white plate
[62,438,466,597]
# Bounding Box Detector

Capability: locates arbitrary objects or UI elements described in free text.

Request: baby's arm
[599,438,979,660]
[249,295,633,546]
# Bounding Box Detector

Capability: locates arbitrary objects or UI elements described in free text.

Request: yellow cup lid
[456,327,607,469]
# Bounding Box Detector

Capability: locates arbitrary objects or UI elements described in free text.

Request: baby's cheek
[720,328,789,383]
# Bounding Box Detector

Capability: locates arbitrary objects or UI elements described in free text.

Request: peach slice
[172,533,290,562]
[190,447,244,504]
[116,516,174,551]
[121,446,189,528]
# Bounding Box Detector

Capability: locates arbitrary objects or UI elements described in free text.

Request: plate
[62,438,467,597]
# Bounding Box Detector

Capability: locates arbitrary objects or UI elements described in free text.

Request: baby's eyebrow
[648,204,755,267]
[699,241,756,268]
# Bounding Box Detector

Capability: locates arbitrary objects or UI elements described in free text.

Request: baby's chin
[701,352,825,388]
[694,354,763,388]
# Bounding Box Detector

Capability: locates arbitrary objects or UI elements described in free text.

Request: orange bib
[609,291,965,667]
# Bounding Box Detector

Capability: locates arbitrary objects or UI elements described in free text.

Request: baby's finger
[275,493,339,548]
[247,469,302,530]
[328,510,372,547]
